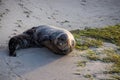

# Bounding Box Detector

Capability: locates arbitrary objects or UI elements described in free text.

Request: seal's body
[9,25,76,57]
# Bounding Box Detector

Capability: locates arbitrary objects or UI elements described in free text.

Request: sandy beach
[0,0,120,80]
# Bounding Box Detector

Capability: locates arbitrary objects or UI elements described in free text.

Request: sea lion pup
[8,25,76,57]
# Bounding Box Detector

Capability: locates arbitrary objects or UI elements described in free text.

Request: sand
[0,0,120,80]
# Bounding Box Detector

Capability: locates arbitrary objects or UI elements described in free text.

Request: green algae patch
[71,24,120,46]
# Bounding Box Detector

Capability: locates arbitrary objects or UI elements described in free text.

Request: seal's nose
[59,43,63,46]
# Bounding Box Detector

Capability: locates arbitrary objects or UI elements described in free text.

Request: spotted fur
[8,25,76,57]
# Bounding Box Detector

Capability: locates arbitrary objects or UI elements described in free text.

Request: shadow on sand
[0,47,64,79]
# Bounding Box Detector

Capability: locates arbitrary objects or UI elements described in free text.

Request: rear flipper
[8,34,35,57]
[9,37,18,57]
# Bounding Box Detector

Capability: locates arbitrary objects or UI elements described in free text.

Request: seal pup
[8,25,76,57]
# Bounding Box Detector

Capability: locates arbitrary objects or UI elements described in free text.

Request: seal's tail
[8,34,35,57]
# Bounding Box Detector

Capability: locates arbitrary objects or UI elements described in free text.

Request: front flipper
[36,35,50,46]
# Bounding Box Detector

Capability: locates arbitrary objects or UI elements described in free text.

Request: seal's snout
[56,33,68,47]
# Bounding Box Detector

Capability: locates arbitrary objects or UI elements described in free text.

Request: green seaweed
[71,24,120,46]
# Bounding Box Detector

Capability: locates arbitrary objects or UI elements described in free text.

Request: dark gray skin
[8,25,76,57]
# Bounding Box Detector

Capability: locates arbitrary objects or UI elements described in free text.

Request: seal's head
[53,32,76,54]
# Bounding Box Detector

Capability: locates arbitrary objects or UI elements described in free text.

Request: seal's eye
[58,34,67,41]
[59,38,65,41]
